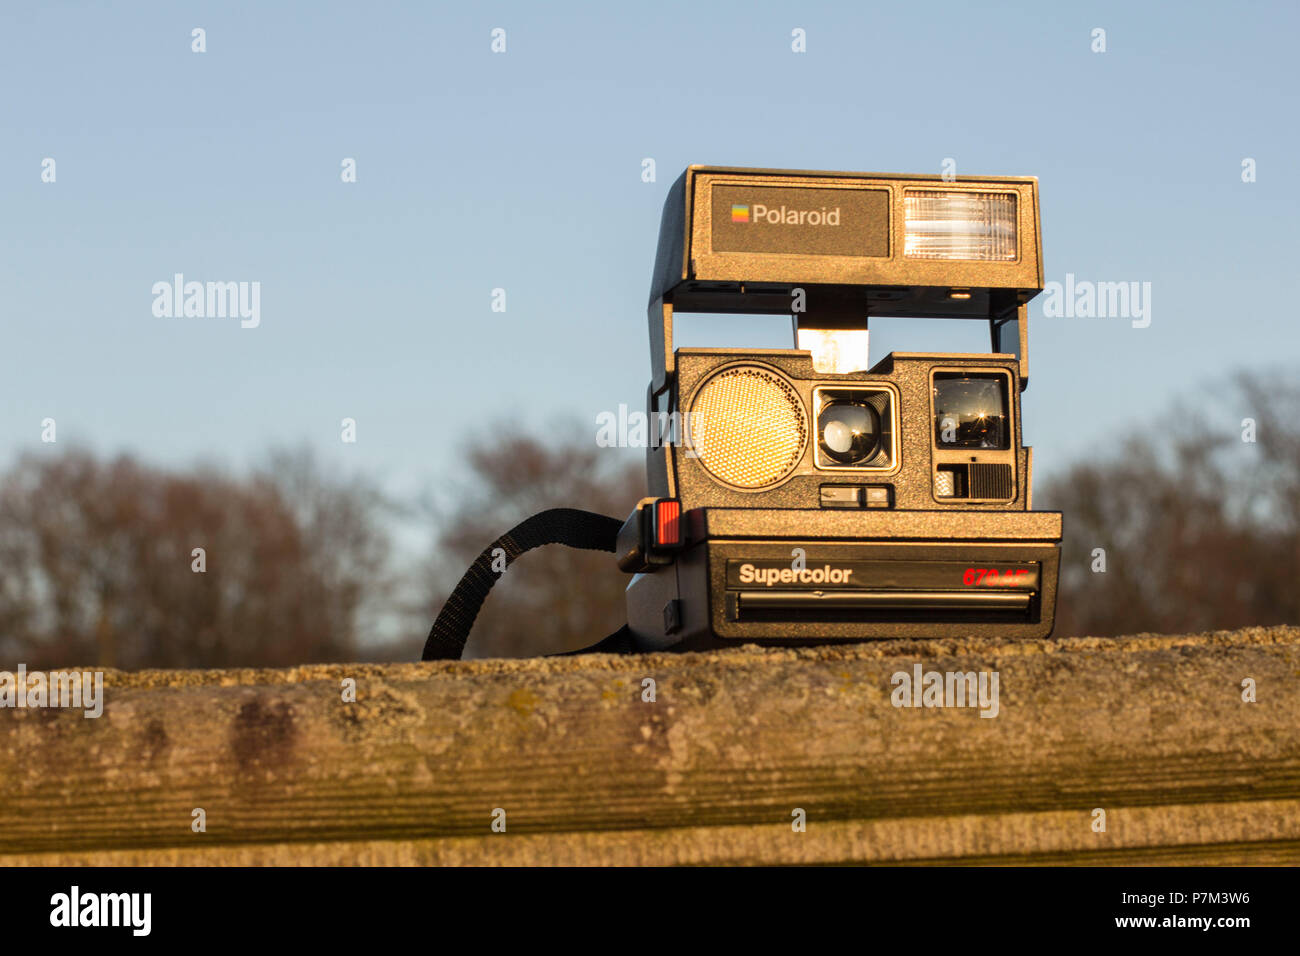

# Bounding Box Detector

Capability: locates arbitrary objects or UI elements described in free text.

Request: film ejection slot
[724,559,1041,622]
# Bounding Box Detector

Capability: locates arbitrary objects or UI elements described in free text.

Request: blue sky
[2,0,1297,512]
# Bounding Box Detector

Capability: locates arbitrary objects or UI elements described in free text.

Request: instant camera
[615,166,1063,651]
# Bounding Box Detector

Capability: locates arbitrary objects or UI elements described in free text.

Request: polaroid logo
[50,886,151,936]
[737,563,854,586]
[151,273,261,328]
[891,664,1000,718]
[0,665,103,718]
[732,203,841,226]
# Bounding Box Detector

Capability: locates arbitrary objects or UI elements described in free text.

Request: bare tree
[1041,372,1300,637]
[0,449,393,669]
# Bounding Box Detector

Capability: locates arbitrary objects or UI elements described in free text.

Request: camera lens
[933,374,1009,449]
[818,401,880,464]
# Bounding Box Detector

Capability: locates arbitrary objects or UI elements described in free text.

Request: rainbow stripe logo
[731,204,750,223]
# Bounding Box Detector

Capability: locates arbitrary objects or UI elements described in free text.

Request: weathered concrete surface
[1,626,1297,865]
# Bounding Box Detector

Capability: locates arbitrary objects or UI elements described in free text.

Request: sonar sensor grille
[688,365,807,488]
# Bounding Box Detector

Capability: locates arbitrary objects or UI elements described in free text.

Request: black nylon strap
[421,508,627,661]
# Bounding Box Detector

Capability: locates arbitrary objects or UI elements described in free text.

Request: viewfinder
[933,374,1010,449]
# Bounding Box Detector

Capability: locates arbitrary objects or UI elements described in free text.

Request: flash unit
[904,190,1018,261]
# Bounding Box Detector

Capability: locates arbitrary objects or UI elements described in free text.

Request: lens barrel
[817,401,880,465]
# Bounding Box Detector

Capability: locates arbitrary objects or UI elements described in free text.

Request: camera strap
[420,508,635,661]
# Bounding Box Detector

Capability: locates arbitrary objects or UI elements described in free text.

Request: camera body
[618,166,1062,650]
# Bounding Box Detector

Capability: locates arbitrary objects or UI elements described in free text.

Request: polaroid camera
[615,166,1063,651]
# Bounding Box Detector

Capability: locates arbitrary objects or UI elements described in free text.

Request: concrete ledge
[2,626,1297,865]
